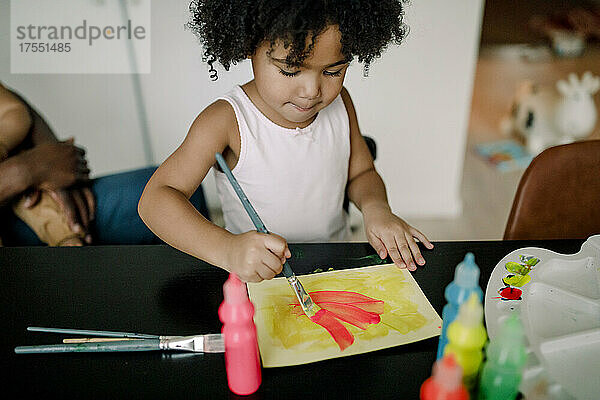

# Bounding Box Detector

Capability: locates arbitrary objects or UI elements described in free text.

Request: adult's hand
[19,137,94,242]
[24,138,90,190]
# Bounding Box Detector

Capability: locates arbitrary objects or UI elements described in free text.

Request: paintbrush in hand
[215,153,360,350]
[215,152,320,317]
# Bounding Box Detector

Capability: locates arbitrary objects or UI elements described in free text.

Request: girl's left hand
[363,205,433,271]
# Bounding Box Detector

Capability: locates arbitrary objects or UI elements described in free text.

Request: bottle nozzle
[464,252,474,264]
[454,252,480,288]
[223,273,248,304]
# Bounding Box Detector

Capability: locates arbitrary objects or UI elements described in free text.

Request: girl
[139,0,433,282]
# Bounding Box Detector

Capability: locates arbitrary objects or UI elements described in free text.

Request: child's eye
[279,69,299,77]
[324,69,343,77]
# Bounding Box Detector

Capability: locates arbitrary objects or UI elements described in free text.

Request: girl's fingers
[405,231,425,266]
[380,233,405,269]
[237,268,261,283]
[262,253,283,276]
[245,272,261,283]
[264,233,288,260]
[258,263,278,281]
[395,236,416,271]
[369,223,431,270]
[411,227,434,249]
[368,234,387,260]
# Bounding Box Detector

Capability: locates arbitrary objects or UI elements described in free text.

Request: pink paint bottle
[218,273,261,395]
[420,354,469,400]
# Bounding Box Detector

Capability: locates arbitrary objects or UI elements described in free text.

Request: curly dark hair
[188,0,409,80]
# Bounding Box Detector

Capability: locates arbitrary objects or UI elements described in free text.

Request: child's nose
[298,76,321,99]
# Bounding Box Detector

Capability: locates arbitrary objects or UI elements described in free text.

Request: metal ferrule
[287,274,318,318]
[161,336,201,352]
[159,338,170,351]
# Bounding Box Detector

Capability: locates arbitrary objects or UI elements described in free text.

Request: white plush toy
[501,71,600,155]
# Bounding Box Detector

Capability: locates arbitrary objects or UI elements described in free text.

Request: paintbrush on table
[27,326,166,339]
[15,327,224,354]
[28,326,177,343]
[215,152,320,318]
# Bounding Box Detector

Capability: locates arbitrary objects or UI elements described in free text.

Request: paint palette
[484,234,600,400]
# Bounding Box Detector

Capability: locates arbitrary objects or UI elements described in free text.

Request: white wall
[345,1,484,217]
[1,0,483,218]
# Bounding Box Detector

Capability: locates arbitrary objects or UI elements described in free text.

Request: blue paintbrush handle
[15,339,161,354]
[215,152,293,278]
[215,153,268,233]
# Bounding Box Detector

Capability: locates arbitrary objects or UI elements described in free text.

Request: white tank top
[214,85,351,242]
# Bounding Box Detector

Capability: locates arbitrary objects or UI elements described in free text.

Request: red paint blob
[498,287,522,300]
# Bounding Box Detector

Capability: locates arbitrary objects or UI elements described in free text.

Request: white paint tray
[484,235,600,400]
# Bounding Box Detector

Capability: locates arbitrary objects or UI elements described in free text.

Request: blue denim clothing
[0,167,210,246]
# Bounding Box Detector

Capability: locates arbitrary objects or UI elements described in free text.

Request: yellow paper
[247,264,442,367]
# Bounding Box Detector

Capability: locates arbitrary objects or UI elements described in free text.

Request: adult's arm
[0,83,32,158]
[0,153,34,207]
[18,94,59,145]
[0,84,34,206]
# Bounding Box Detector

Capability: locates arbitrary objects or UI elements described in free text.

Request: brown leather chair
[504,140,600,240]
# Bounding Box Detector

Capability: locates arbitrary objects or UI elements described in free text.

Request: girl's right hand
[226,231,291,283]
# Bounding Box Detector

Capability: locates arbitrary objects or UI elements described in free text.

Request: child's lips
[290,102,319,112]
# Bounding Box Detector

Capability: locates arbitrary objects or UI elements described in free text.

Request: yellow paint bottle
[444,293,487,389]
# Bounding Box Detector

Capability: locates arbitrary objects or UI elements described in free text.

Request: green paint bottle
[478,314,527,400]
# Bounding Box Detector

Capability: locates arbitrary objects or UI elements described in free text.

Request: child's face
[250,25,349,129]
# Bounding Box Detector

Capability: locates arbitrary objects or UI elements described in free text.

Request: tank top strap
[216,86,255,173]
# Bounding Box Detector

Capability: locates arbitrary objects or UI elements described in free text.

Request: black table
[0,240,584,399]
